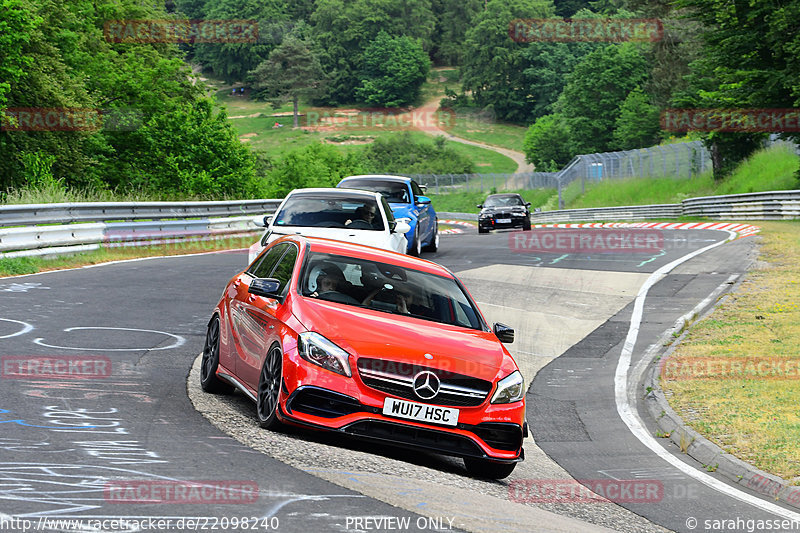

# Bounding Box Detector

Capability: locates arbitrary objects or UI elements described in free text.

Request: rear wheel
[463,457,517,479]
[409,229,422,256]
[422,221,439,252]
[257,343,283,429]
[478,226,489,234]
[200,317,233,394]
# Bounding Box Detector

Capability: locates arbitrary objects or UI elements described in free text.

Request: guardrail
[682,190,800,220]
[0,200,281,258]
[449,190,800,224]
[530,204,682,223]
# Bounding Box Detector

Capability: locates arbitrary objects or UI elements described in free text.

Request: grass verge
[0,236,254,278]
[429,188,556,213]
[661,221,800,482]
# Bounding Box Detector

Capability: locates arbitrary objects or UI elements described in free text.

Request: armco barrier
[2,191,798,258]
[682,190,800,220]
[0,199,281,227]
[529,204,682,223]
[0,199,281,258]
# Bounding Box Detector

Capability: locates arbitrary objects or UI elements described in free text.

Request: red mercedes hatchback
[201,235,525,478]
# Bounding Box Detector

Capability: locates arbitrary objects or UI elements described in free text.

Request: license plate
[496,218,512,224]
[382,398,459,427]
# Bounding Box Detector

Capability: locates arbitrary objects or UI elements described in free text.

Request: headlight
[490,370,524,404]
[298,332,352,377]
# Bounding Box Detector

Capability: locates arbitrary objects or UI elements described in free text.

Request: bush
[361,133,475,175]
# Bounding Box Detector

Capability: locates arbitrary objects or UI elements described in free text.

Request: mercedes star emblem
[412,371,440,400]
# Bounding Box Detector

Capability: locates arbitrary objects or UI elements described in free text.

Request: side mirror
[476,204,483,208]
[416,195,432,205]
[393,220,411,234]
[493,322,514,344]
[525,202,531,207]
[249,278,281,298]
[252,215,273,228]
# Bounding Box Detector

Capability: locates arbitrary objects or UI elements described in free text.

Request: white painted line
[0,318,33,339]
[33,327,185,351]
[614,230,800,521]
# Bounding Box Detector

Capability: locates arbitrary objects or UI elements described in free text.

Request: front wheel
[522,218,531,231]
[200,316,233,394]
[257,343,283,429]
[463,457,517,479]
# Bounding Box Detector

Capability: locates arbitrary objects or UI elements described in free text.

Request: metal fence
[409,141,711,208]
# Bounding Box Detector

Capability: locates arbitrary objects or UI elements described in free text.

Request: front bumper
[279,385,525,463]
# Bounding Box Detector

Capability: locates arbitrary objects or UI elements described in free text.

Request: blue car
[337,175,438,256]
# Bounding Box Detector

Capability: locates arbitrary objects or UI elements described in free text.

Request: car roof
[276,234,452,277]
[486,193,523,199]
[287,187,380,198]
[339,175,411,184]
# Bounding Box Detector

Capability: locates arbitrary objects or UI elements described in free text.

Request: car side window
[410,181,424,198]
[248,243,288,278]
[380,196,395,225]
[269,245,298,291]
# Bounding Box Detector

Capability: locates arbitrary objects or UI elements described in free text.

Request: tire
[256,343,283,430]
[463,457,517,480]
[409,228,422,256]
[422,221,439,252]
[200,316,233,394]
[478,226,489,234]
[522,218,531,231]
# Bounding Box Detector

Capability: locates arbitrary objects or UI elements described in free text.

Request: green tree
[671,0,800,179]
[554,43,649,154]
[523,114,573,169]
[265,143,365,197]
[430,0,482,65]
[461,0,556,123]
[310,0,435,104]
[612,87,661,150]
[356,32,431,107]
[249,36,326,128]
[0,0,39,110]
[191,0,288,82]
[361,132,475,174]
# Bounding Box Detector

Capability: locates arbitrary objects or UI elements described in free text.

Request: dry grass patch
[662,221,800,482]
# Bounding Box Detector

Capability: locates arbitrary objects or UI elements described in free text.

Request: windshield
[300,252,484,330]
[484,195,523,208]
[341,179,411,203]
[273,193,384,231]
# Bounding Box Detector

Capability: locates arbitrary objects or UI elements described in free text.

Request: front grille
[341,420,486,459]
[357,358,492,407]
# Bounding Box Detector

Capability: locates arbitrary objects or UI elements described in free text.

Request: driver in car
[345,204,378,228]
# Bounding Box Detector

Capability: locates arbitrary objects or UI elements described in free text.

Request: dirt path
[414,98,535,178]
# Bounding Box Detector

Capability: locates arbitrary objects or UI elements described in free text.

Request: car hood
[481,206,526,214]
[293,297,514,381]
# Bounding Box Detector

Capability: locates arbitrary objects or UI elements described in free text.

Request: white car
[247,188,410,264]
